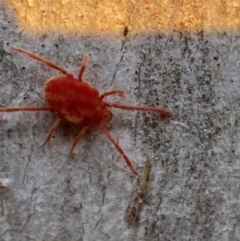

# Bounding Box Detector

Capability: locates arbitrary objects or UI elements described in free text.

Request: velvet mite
[0,47,172,176]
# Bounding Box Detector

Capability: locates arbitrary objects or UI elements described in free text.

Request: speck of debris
[0,178,11,192]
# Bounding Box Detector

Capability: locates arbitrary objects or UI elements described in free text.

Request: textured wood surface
[1,1,240,240]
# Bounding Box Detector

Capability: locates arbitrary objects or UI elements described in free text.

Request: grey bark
[1,2,240,241]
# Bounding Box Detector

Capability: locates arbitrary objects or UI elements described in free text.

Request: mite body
[45,76,112,125]
[0,47,172,175]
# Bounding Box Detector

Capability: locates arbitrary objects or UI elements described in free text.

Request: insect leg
[0,107,51,112]
[106,103,172,117]
[100,90,125,99]
[100,125,139,176]
[69,125,89,155]
[78,54,89,81]
[11,47,73,77]
[45,118,61,144]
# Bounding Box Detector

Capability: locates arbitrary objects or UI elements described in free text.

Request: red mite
[0,47,172,176]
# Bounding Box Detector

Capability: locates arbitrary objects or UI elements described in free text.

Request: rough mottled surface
[1,2,240,241]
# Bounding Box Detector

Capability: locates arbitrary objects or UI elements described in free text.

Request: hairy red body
[0,47,173,176]
[45,76,112,125]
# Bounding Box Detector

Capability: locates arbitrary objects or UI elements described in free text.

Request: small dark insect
[0,47,172,175]
[125,157,152,225]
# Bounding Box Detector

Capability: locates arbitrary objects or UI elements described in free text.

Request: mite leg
[69,126,89,155]
[100,90,125,99]
[100,125,139,176]
[11,47,73,77]
[45,118,61,144]
[0,107,51,112]
[106,103,172,117]
[78,54,89,81]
